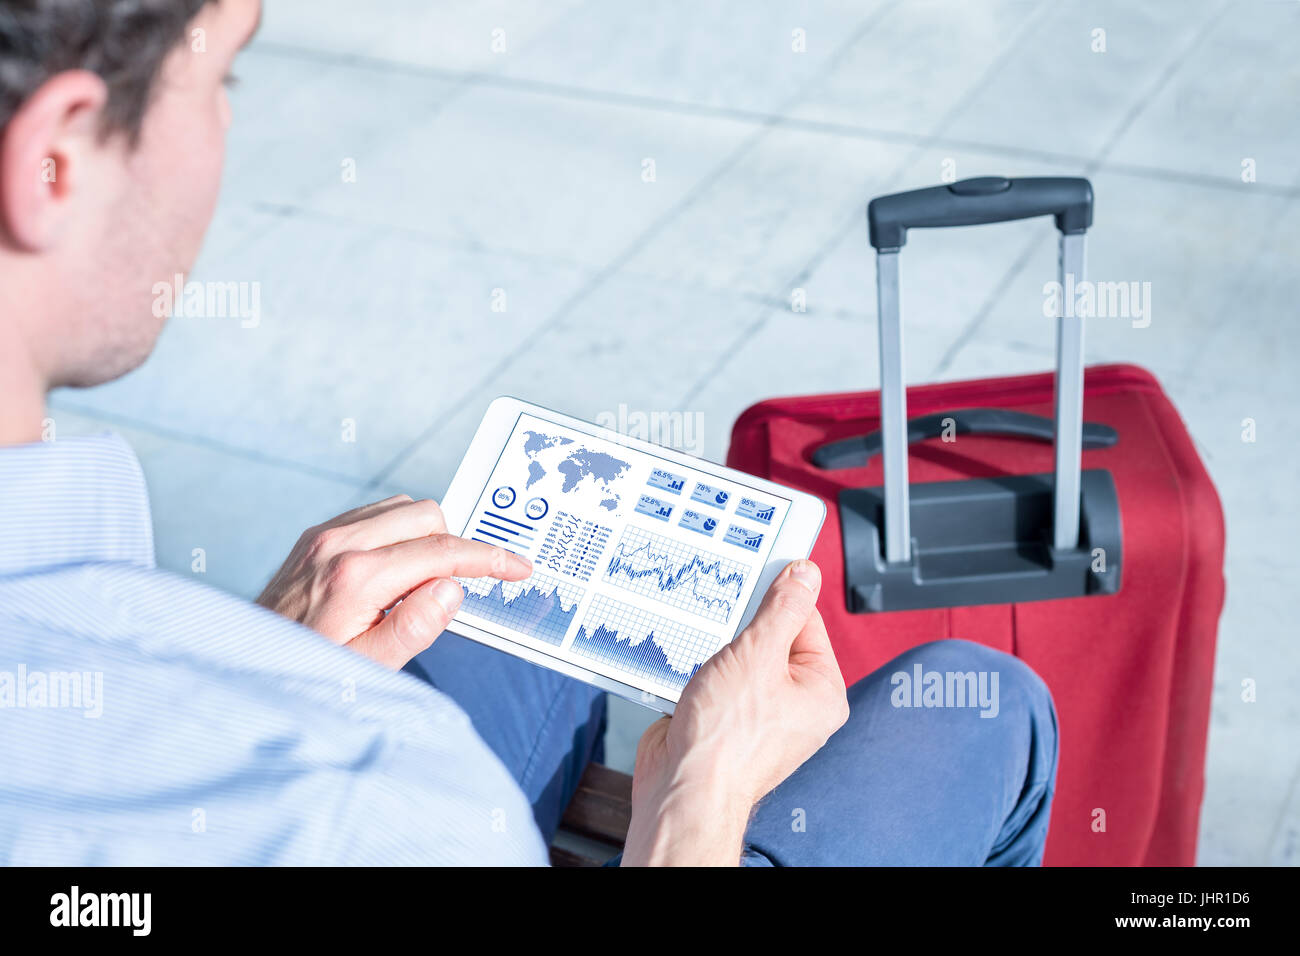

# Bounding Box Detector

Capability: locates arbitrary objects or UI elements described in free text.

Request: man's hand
[257,495,532,669]
[622,559,848,866]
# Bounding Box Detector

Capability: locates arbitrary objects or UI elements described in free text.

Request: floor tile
[501,0,888,115]
[297,82,758,270]
[1268,762,1300,866]
[386,275,773,495]
[944,0,1226,159]
[1167,377,1299,600]
[961,169,1285,382]
[790,0,1048,136]
[1199,565,1300,864]
[258,0,585,73]
[67,211,594,482]
[1176,194,1300,400]
[222,46,459,209]
[619,125,899,299]
[1106,1,1300,188]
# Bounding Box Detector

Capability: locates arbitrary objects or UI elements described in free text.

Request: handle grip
[868,176,1093,250]
[811,409,1119,471]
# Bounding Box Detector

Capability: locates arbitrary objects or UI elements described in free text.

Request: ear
[0,70,110,252]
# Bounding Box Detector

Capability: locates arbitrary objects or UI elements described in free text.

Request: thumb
[788,606,845,689]
[735,560,822,662]
[349,577,464,669]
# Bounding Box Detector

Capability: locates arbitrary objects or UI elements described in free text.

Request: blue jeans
[406,637,1059,865]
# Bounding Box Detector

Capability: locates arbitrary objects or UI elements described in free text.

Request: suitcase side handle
[869,177,1092,564]
[868,176,1093,251]
[811,409,1118,470]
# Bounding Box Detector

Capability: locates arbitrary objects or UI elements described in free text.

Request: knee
[864,639,1057,734]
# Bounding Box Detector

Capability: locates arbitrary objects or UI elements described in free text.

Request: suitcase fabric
[726,179,1225,866]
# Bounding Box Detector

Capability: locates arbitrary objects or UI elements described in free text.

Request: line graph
[571,595,722,693]
[456,572,583,646]
[603,526,748,623]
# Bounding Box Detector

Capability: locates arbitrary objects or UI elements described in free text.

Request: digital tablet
[438,397,826,713]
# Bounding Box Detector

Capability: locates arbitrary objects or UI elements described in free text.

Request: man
[0,0,1059,865]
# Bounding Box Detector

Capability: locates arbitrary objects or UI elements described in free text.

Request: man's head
[0,0,260,407]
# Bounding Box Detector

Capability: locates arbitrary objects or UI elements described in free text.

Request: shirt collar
[0,432,155,576]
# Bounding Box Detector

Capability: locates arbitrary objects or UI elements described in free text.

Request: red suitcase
[726,178,1225,866]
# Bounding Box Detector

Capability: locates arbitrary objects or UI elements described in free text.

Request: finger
[318,494,414,531]
[349,577,465,670]
[340,534,532,609]
[634,716,672,764]
[788,607,849,731]
[329,497,448,553]
[735,560,822,663]
[299,495,416,560]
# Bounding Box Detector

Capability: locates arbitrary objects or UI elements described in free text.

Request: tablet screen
[453,412,792,702]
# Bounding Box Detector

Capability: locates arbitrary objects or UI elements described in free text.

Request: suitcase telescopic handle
[867,176,1093,565]
[867,176,1093,251]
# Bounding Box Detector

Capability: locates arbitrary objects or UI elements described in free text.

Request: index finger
[348,534,532,606]
[334,497,448,552]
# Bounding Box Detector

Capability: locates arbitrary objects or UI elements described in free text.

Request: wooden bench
[548,763,633,866]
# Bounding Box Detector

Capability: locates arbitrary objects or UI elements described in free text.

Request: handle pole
[877,250,910,563]
[1053,233,1087,550]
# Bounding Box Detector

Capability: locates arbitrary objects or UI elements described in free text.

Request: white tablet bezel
[438,396,826,714]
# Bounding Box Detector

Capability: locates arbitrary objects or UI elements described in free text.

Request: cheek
[182,104,227,229]
[138,97,227,266]
[219,85,233,131]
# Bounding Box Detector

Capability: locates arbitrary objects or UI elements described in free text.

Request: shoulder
[0,563,546,866]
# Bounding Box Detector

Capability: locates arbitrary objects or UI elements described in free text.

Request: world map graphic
[522,430,631,512]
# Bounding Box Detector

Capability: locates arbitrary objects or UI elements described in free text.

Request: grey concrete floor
[54,0,1299,865]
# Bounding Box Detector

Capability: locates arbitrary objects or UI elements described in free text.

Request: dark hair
[0,0,213,139]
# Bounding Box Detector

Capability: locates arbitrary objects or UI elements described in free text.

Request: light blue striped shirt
[0,433,547,865]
